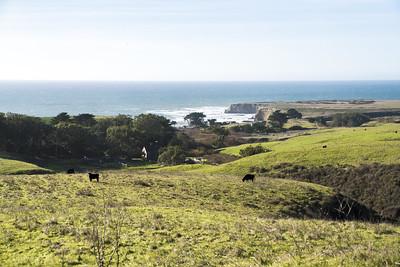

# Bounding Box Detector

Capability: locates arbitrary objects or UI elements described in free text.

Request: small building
[141,142,160,162]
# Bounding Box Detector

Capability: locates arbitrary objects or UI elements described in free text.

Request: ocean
[0,81,399,125]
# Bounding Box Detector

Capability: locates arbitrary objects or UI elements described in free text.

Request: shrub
[307,116,328,126]
[331,112,370,127]
[158,146,186,165]
[287,108,302,119]
[239,145,271,157]
[273,163,400,221]
[231,122,268,134]
[267,110,288,128]
[288,125,307,131]
[184,112,206,127]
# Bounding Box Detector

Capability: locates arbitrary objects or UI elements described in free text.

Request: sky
[0,0,399,81]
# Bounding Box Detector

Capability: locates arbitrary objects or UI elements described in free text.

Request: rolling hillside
[189,123,400,175]
[0,157,51,175]
[0,172,399,266]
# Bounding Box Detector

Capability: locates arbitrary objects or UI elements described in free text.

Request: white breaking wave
[146,106,254,126]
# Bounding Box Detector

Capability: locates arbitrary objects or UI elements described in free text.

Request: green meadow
[1,172,399,266]
[1,123,400,266]
[180,123,400,175]
[0,157,51,175]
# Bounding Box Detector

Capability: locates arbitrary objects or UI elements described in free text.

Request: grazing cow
[395,131,398,134]
[322,145,327,148]
[88,173,99,182]
[67,168,75,174]
[242,174,255,182]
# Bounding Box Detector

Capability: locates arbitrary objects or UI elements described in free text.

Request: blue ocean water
[0,81,399,124]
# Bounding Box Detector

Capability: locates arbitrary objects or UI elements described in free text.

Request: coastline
[225,99,400,119]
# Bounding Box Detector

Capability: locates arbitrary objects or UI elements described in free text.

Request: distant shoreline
[1,81,399,121]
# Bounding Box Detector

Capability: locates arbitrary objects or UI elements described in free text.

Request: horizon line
[0,79,400,83]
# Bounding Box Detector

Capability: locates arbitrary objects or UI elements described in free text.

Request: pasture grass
[283,119,318,129]
[190,123,400,175]
[0,171,399,266]
[0,157,51,175]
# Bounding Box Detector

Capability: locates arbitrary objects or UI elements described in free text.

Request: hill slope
[0,157,52,175]
[0,172,398,266]
[189,123,400,175]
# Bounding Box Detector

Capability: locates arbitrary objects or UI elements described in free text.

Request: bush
[158,146,186,165]
[273,163,400,221]
[184,112,206,127]
[288,125,307,131]
[239,145,271,157]
[331,112,370,127]
[267,110,288,128]
[308,116,328,126]
[231,122,268,134]
[287,108,302,119]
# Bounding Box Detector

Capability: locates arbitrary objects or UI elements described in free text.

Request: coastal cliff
[254,108,276,121]
[225,103,261,114]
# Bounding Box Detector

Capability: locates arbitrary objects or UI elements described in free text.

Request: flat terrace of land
[227,100,400,118]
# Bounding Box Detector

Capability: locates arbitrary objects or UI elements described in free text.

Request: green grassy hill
[1,172,398,266]
[183,123,400,175]
[0,157,52,175]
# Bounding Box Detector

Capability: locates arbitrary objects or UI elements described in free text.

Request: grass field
[0,157,51,175]
[0,172,399,266]
[283,119,318,129]
[179,123,400,175]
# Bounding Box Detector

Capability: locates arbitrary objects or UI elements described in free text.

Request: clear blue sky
[0,0,399,81]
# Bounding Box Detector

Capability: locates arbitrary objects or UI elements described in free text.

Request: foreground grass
[0,172,399,266]
[184,123,400,175]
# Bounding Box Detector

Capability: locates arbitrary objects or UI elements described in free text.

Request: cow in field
[88,173,99,182]
[242,174,255,182]
[322,145,327,148]
[67,168,75,174]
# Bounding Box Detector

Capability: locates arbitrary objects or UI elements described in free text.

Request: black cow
[322,145,327,148]
[67,168,75,174]
[88,173,99,182]
[242,174,255,182]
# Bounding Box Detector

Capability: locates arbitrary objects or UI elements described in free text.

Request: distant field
[283,118,319,129]
[0,172,399,266]
[0,157,51,175]
[182,123,400,175]
[252,100,400,118]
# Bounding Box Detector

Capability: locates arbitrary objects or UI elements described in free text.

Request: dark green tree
[211,126,230,148]
[132,114,175,149]
[106,125,139,158]
[0,113,6,150]
[158,146,186,165]
[184,112,206,127]
[239,145,270,157]
[331,113,370,127]
[93,115,133,142]
[268,110,288,128]
[169,132,196,150]
[2,113,52,155]
[208,119,217,127]
[73,113,97,127]
[54,122,99,158]
[287,108,303,119]
[51,112,71,125]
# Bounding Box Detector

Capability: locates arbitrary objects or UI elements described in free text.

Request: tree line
[0,112,178,160]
